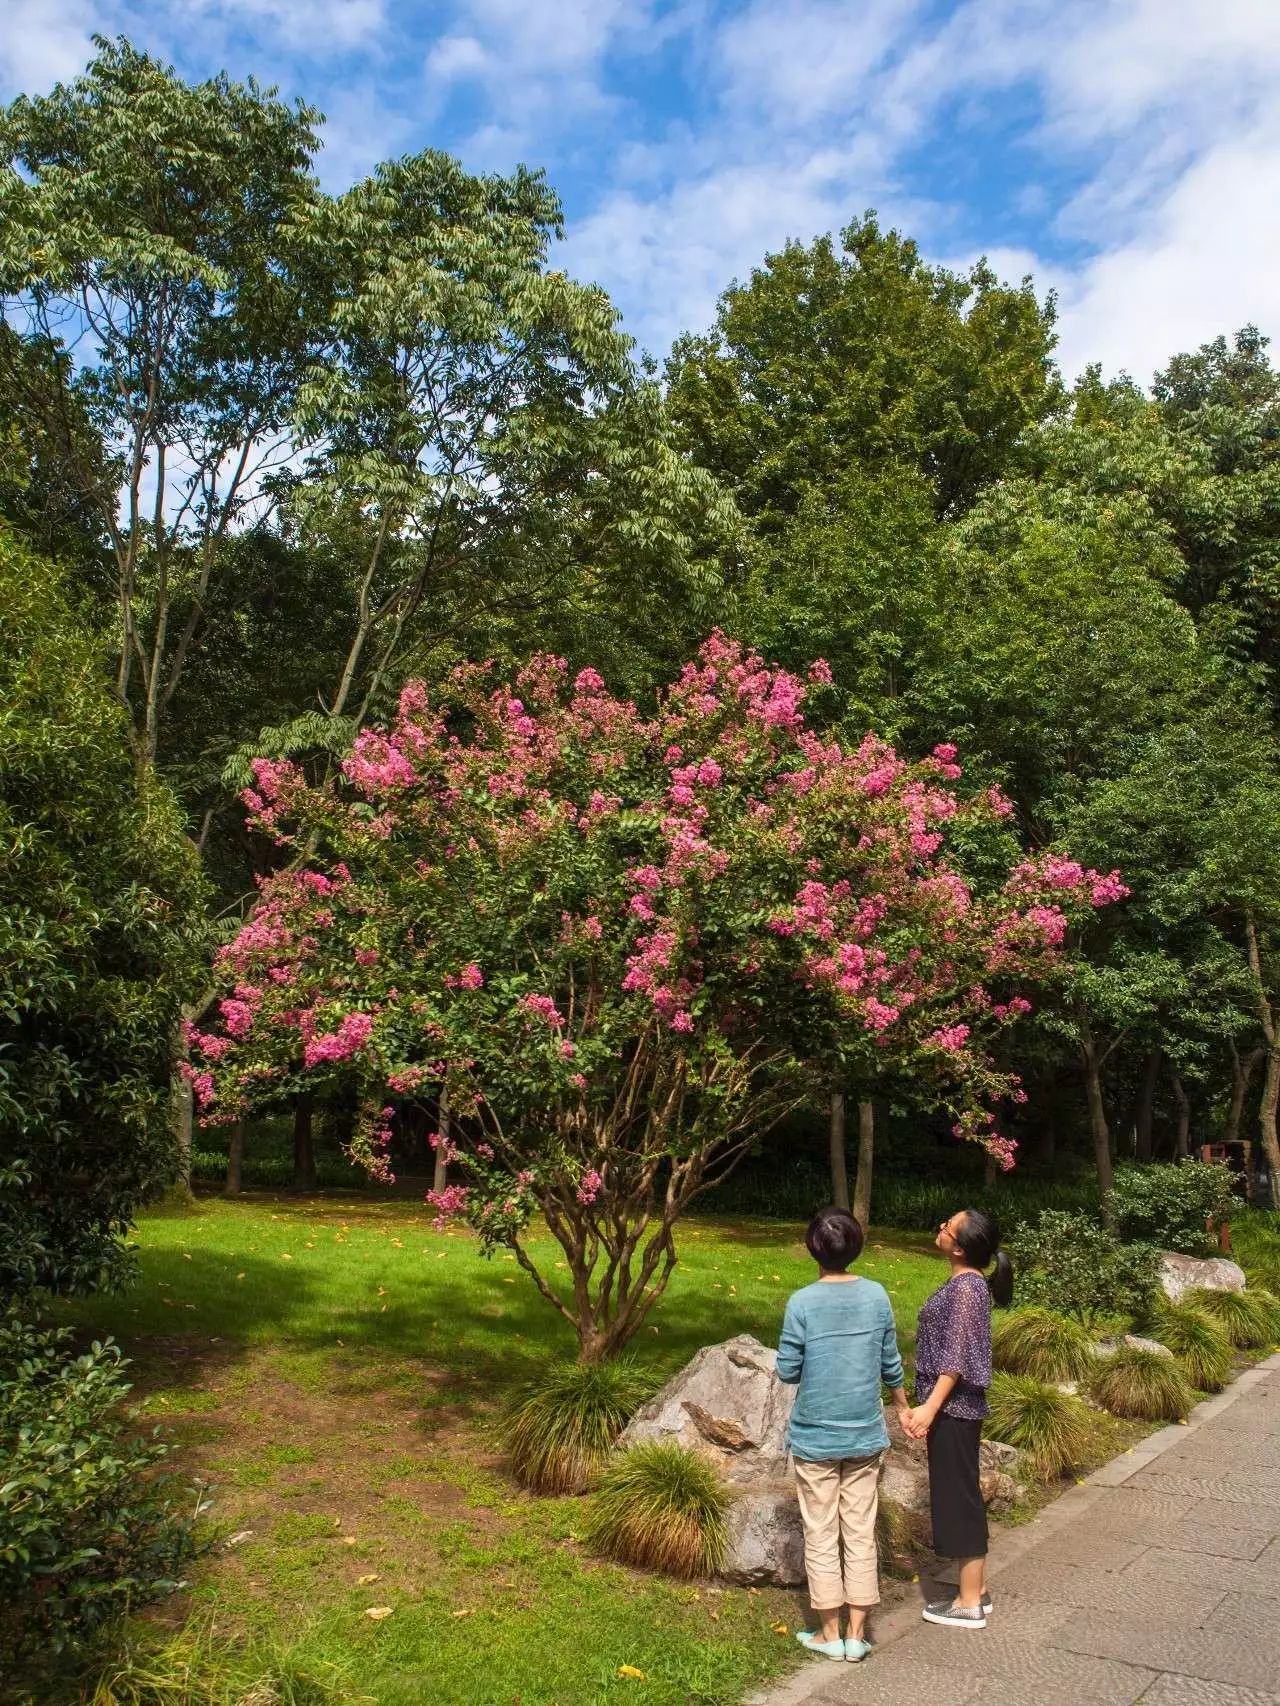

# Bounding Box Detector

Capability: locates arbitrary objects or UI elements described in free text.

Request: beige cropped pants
[792,1453,882,1611]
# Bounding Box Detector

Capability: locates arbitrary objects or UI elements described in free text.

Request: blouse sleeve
[776,1295,805,1385]
[938,1276,991,1388]
[880,1296,905,1390]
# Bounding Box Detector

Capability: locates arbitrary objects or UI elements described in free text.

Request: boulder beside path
[617,1332,1021,1587]
[1158,1252,1247,1304]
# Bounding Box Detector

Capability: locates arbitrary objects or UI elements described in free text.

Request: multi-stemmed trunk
[293,1094,317,1192]
[1244,911,1280,1210]
[852,1100,874,1229]
[828,1090,849,1212]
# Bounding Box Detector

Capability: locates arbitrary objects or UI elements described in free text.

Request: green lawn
[53,1194,945,1706]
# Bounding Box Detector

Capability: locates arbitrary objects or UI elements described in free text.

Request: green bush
[1007,1210,1159,1322]
[0,529,207,1298]
[586,1443,729,1578]
[1231,1211,1280,1294]
[1181,1286,1279,1350]
[1148,1301,1233,1391]
[992,1307,1096,1382]
[1087,1346,1194,1420]
[1107,1162,1238,1255]
[0,1313,196,1669]
[502,1357,661,1493]
[984,1374,1094,1478]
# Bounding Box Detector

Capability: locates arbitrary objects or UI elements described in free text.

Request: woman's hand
[900,1405,933,1440]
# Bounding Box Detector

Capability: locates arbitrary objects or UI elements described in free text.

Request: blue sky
[5,0,1280,383]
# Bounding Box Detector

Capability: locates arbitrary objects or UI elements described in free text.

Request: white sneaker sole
[922,1608,987,1629]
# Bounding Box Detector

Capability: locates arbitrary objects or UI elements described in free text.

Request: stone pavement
[754,1352,1280,1706]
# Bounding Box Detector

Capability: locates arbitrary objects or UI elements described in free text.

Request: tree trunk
[828,1090,849,1212]
[225,1117,245,1196]
[1244,910,1280,1210]
[432,1087,452,1198]
[852,1099,874,1227]
[171,1019,194,1201]
[1080,1031,1115,1203]
[293,1093,316,1192]
[1226,1042,1263,1146]
[1135,1048,1159,1162]
[1171,1070,1190,1159]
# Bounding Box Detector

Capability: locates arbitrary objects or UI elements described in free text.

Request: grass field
[52,1195,944,1706]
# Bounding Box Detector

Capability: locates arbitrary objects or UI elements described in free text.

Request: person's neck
[817,1268,856,1282]
[949,1256,981,1278]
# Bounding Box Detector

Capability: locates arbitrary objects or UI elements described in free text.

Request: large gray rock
[1093,1333,1175,1361]
[1158,1252,1247,1304]
[620,1333,1022,1586]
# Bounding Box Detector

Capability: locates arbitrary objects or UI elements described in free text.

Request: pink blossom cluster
[303,1009,374,1069]
[426,1182,469,1230]
[576,1167,603,1206]
[520,992,564,1028]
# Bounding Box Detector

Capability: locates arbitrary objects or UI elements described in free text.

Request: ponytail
[954,1209,1015,1309]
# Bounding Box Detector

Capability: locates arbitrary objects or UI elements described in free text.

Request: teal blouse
[776,1277,905,1462]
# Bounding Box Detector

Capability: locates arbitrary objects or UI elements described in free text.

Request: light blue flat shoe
[844,1637,872,1662]
[795,1631,845,1660]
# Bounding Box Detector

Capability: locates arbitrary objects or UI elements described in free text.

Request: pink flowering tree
[193,636,1124,1360]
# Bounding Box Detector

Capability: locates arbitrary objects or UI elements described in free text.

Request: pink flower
[670,1010,694,1032]
[697,758,723,788]
[521,992,565,1028]
[354,947,380,967]
[576,1168,603,1206]
[458,963,485,990]
[629,893,656,920]
[574,667,606,693]
[560,1039,576,1059]
[570,1072,587,1090]
[303,1010,374,1069]
[425,1183,469,1230]
[808,658,834,685]
[927,1023,970,1053]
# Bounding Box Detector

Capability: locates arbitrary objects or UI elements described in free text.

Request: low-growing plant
[1148,1300,1233,1391]
[992,1307,1096,1382]
[1087,1346,1194,1421]
[1007,1210,1159,1323]
[0,1312,197,1670]
[1230,1211,1280,1294]
[586,1443,729,1578]
[70,1614,371,1705]
[502,1356,661,1493]
[1107,1162,1238,1255]
[984,1374,1094,1478]
[1181,1286,1279,1350]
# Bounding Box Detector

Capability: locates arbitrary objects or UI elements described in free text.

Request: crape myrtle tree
[193,638,1123,1359]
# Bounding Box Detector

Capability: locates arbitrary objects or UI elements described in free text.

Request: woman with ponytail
[901,1209,1013,1630]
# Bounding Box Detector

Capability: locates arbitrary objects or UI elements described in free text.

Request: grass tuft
[501,1355,661,1494]
[1181,1286,1279,1350]
[874,1491,916,1579]
[77,1616,370,1705]
[1148,1300,1234,1391]
[586,1443,729,1578]
[1087,1346,1194,1420]
[992,1307,1096,1383]
[984,1374,1094,1478]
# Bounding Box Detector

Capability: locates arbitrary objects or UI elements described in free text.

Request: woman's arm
[881,1298,910,1415]
[902,1371,958,1437]
[776,1297,805,1384]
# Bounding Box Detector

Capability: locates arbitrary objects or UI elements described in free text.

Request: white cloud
[716,0,923,123]
[425,33,488,81]
[0,0,96,93]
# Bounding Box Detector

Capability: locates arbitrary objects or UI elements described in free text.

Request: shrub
[0,531,207,1298]
[1087,1347,1194,1421]
[1230,1211,1280,1294]
[1181,1286,1279,1350]
[992,1307,1096,1382]
[1148,1301,1233,1391]
[0,1313,196,1669]
[502,1357,661,1493]
[586,1443,729,1577]
[1107,1162,1238,1256]
[1007,1210,1159,1323]
[984,1374,1094,1478]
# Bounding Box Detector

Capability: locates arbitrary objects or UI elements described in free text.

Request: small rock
[723,1491,806,1587]
[1158,1252,1246,1304]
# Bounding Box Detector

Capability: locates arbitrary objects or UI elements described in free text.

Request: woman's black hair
[954,1208,1014,1308]
[805,1206,864,1272]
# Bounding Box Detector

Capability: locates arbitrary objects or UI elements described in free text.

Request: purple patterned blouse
[914,1270,993,1420]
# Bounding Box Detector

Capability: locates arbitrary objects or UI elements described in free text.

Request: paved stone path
[756,1352,1280,1706]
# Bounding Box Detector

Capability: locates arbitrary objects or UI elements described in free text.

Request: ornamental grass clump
[586,1443,729,1578]
[502,1356,661,1493]
[1149,1301,1233,1391]
[875,1492,916,1578]
[992,1306,1096,1383]
[1087,1346,1194,1421]
[1181,1285,1279,1350]
[984,1373,1094,1478]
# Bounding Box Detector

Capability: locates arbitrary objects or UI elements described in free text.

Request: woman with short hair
[777,1206,910,1663]
[902,1207,1014,1630]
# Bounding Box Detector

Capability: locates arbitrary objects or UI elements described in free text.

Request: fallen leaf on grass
[280,1253,293,1261]
[616,1666,646,1680]
[357,1573,380,1586]
[770,1622,789,1635]
[225,1530,254,1548]
[235,1273,246,1281]
[451,1608,474,1619]
[365,1606,394,1621]
[342,1536,358,1546]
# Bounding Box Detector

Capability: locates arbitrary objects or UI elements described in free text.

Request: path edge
[745,1348,1280,1706]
